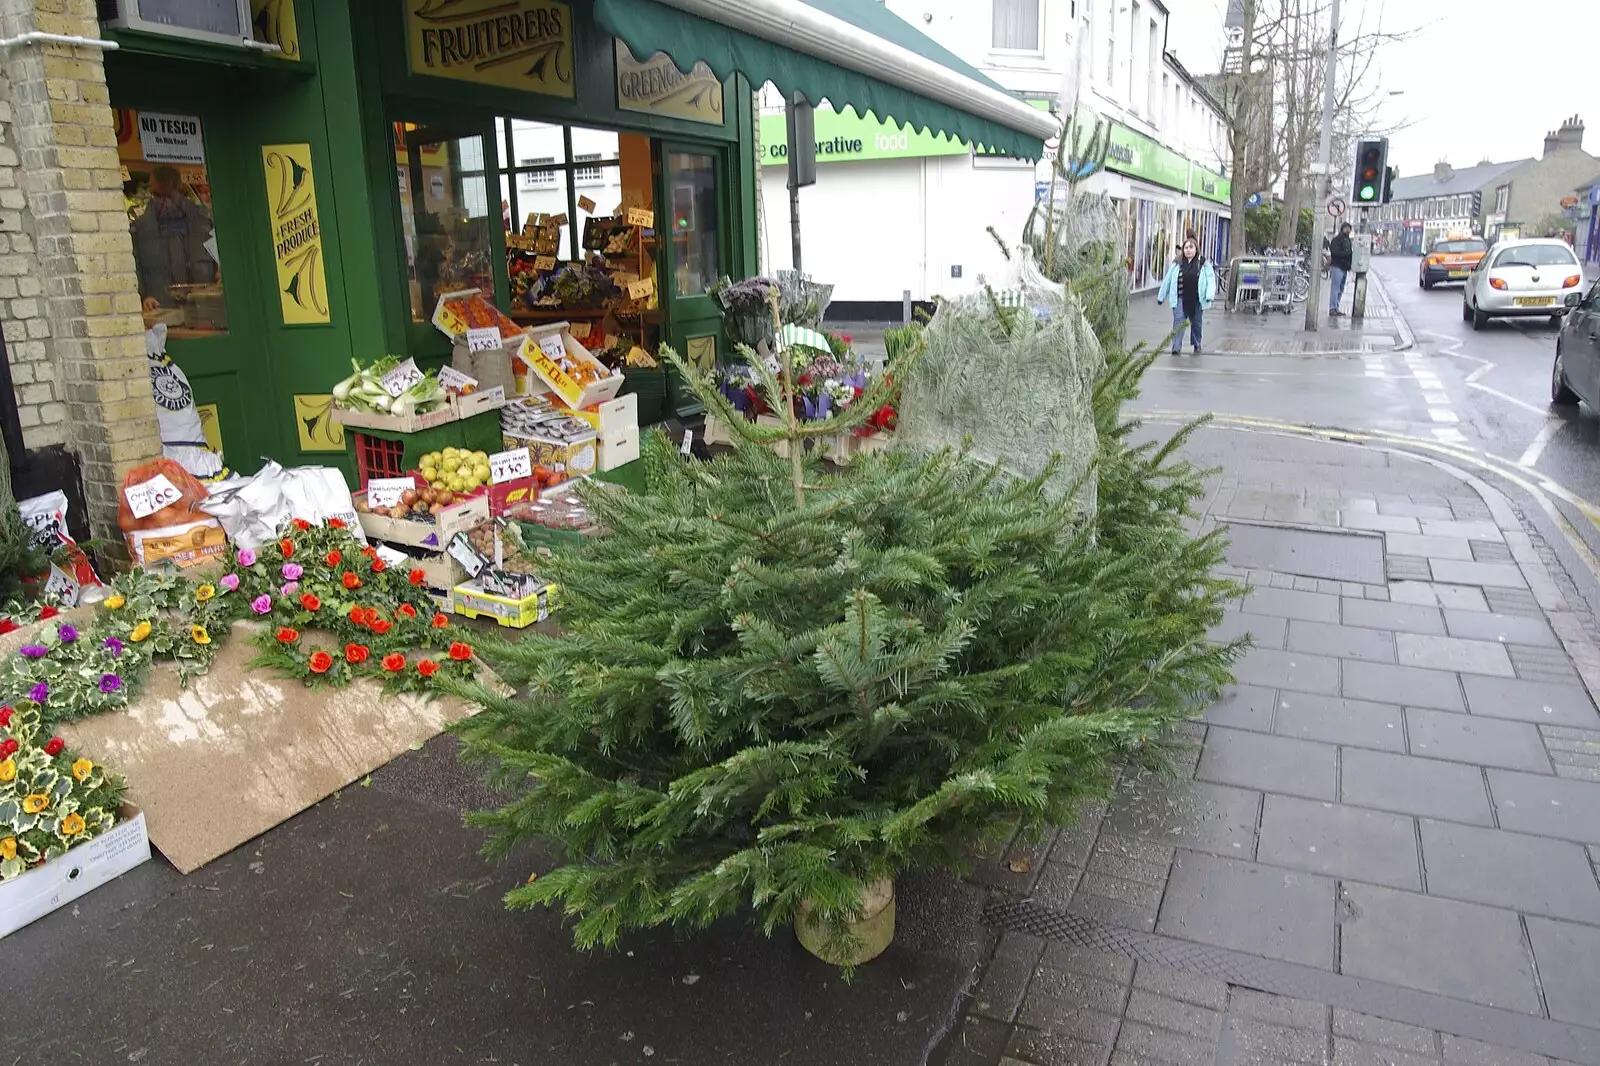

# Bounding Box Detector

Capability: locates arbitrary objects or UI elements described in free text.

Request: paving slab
[1338,883,1543,1014]
[1404,709,1552,772]
[1340,748,1494,825]
[1386,533,1475,561]
[1211,611,1289,649]
[1460,676,1599,728]
[1197,727,1339,801]
[1256,794,1421,890]
[1273,692,1407,752]
[1487,769,1600,844]
[1389,582,1490,612]
[1203,684,1278,731]
[1419,520,1504,542]
[1224,523,1387,583]
[1429,561,1529,590]
[1343,661,1466,712]
[1343,512,1423,535]
[1331,1010,1437,1054]
[1156,852,1336,968]
[1341,598,1447,635]
[1104,775,1261,858]
[1394,633,1515,677]
[1288,620,1397,663]
[1234,646,1342,694]
[1523,917,1600,1027]
[1418,819,1600,923]
[1241,586,1343,623]
[1443,610,1558,648]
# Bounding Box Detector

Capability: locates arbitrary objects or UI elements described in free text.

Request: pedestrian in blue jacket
[1156,236,1216,354]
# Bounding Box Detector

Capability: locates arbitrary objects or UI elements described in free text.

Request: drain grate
[1222,521,1386,583]
[983,897,1600,1066]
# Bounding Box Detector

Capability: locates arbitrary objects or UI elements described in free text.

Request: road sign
[1326,197,1347,218]
[1246,192,1262,208]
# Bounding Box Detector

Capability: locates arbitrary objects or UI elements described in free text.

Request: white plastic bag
[17,490,102,598]
[199,462,365,550]
[147,323,224,478]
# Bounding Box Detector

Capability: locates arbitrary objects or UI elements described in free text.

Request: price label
[367,477,414,509]
[567,321,592,340]
[533,256,557,272]
[124,473,183,519]
[438,365,478,390]
[680,429,694,456]
[627,276,656,301]
[477,385,506,405]
[611,271,638,287]
[548,213,568,226]
[527,213,545,229]
[538,333,566,362]
[374,544,410,568]
[465,327,502,353]
[447,532,489,577]
[380,358,424,398]
[626,207,654,229]
[604,334,624,351]
[489,446,533,484]
[577,195,596,213]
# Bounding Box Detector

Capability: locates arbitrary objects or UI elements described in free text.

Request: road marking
[1518,418,1565,469]
[1433,428,1468,443]
[1429,407,1460,423]
[1467,381,1549,417]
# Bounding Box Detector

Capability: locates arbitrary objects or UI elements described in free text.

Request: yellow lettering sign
[250,0,300,61]
[262,143,330,325]
[614,40,723,126]
[293,394,346,452]
[408,0,574,99]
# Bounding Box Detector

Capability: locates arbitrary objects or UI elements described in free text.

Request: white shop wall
[759,156,1036,305]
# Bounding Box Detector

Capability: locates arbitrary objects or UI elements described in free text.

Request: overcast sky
[1162,0,1589,178]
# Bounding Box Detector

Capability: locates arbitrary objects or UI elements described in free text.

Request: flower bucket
[794,877,895,966]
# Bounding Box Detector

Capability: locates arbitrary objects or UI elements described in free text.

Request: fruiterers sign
[407,0,574,99]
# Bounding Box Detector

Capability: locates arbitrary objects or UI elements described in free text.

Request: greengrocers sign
[759,108,970,164]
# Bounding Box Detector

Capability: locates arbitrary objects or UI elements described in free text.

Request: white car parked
[1462,238,1585,330]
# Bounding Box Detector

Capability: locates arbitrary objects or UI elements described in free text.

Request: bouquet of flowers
[776,270,833,329]
[709,275,779,350]
[0,702,125,881]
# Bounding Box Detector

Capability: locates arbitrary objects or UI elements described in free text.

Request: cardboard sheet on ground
[58,622,478,874]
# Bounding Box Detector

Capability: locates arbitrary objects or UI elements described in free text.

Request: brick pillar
[0,0,161,548]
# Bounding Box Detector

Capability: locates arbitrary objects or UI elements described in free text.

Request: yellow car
[1419,236,1488,289]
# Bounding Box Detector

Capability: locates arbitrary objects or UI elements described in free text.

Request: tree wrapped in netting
[451,277,1240,967]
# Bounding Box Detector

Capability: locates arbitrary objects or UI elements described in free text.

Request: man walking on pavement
[1328,222,1353,316]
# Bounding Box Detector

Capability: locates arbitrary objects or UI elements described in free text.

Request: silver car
[1463,238,1585,330]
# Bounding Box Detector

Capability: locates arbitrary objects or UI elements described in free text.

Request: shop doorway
[659,143,728,413]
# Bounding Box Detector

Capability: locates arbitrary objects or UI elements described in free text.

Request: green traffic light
[1358,186,1376,201]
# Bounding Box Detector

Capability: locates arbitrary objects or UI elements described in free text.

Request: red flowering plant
[0,701,126,881]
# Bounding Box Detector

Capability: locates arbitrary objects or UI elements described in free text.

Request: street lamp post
[1303,0,1342,332]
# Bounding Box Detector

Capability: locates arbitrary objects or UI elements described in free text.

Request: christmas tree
[453,278,1239,966]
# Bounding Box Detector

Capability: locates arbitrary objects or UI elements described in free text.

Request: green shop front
[98,0,1049,485]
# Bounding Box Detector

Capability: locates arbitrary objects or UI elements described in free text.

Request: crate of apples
[419,447,492,496]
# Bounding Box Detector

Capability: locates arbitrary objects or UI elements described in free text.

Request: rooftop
[1389,159,1530,202]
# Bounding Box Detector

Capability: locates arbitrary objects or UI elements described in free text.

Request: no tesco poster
[136,112,206,166]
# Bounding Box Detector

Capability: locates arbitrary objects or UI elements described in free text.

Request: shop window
[992,0,1041,51]
[666,151,719,297]
[118,107,226,334]
[395,125,495,323]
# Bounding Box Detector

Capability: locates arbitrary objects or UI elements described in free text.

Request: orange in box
[523,323,624,409]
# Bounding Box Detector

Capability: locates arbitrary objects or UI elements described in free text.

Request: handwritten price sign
[124,474,183,519]
[489,446,532,485]
[533,256,557,272]
[438,365,478,390]
[538,333,566,362]
[577,195,596,213]
[366,477,414,509]
[627,276,656,301]
[380,358,424,398]
[626,207,654,229]
[465,327,502,353]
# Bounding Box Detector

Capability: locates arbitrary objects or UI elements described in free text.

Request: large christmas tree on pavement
[453,261,1239,966]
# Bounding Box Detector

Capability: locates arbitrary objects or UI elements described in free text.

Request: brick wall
[0,0,162,545]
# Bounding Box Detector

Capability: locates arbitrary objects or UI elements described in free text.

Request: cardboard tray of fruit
[353,486,489,550]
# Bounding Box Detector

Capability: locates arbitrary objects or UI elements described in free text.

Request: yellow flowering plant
[0,703,124,881]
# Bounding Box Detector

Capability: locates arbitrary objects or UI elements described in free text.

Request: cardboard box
[503,431,598,486]
[431,288,523,342]
[486,476,539,517]
[597,426,640,471]
[453,578,557,629]
[354,491,489,550]
[559,392,638,436]
[0,805,150,939]
[331,387,507,435]
[410,550,465,593]
[851,431,894,456]
[523,324,624,409]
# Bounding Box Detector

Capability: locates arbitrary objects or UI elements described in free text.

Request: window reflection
[396,124,494,322]
[666,151,718,296]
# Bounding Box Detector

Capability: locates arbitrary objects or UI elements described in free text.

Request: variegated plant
[0,703,125,881]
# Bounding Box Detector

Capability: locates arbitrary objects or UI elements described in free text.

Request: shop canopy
[594,0,1056,160]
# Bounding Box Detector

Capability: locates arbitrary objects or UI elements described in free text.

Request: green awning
[594,0,1050,160]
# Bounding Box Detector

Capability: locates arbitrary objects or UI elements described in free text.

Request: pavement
[934,423,1600,1066]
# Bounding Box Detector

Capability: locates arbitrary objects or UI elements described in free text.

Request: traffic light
[1351,137,1389,204]
[1382,165,1396,204]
